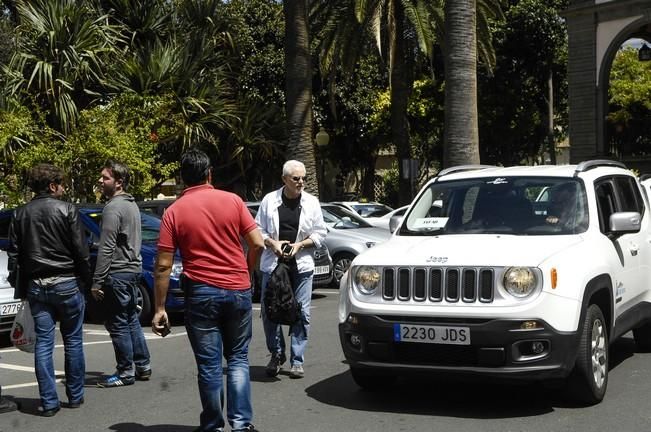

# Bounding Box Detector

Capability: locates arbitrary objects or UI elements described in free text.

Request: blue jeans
[261,269,313,366]
[185,284,253,432]
[104,273,150,377]
[27,278,85,410]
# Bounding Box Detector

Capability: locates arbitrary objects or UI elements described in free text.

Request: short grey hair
[282,160,306,176]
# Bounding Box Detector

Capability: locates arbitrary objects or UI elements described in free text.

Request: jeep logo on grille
[426,256,448,263]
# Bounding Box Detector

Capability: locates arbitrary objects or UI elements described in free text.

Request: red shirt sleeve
[239,199,257,236]
[158,210,176,252]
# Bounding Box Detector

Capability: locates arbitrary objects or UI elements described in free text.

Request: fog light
[520,320,543,330]
[531,341,545,354]
[349,334,361,347]
[347,314,359,325]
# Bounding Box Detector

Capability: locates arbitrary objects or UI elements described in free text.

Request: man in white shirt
[255,160,327,379]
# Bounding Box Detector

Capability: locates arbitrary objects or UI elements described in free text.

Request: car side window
[595,180,617,234]
[614,176,645,216]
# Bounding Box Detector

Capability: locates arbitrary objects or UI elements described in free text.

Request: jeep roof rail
[437,165,496,178]
[575,160,627,173]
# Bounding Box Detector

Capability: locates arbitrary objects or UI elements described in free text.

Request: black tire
[633,322,651,352]
[332,252,355,287]
[136,283,152,325]
[567,304,608,405]
[350,367,396,391]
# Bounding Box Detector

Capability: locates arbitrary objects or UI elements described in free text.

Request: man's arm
[68,207,92,291]
[151,250,174,336]
[244,228,264,278]
[91,206,120,290]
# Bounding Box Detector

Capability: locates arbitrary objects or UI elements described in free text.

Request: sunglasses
[289,176,307,182]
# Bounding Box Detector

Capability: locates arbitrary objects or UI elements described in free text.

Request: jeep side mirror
[609,212,641,235]
[389,215,404,233]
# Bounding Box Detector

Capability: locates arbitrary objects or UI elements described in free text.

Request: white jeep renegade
[338,160,651,404]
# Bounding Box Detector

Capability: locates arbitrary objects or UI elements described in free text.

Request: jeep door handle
[630,243,639,256]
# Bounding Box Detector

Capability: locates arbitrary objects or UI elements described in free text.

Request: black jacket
[8,194,92,299]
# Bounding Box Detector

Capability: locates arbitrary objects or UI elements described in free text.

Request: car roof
[432,163,634,184]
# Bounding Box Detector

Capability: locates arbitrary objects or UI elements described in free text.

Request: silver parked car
[320,204,391,285]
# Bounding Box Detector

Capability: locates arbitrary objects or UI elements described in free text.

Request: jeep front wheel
[567,304,608,405]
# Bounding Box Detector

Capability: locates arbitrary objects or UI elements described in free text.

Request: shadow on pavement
[110,423,196,432]
[9,396,40,417]
[305,369,558,419]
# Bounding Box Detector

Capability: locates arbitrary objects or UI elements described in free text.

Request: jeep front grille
[382,267,495,304]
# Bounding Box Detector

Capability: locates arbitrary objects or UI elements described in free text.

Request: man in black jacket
[8,164,91,417]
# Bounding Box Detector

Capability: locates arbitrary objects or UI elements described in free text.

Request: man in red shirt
[152,149,263,432]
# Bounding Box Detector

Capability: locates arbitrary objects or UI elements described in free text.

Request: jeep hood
[328,226,392,244]
[353,234,585,267]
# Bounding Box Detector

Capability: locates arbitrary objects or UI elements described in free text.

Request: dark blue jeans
[27,278,85,410]
[185,284,253,432]
[104,272,150,377]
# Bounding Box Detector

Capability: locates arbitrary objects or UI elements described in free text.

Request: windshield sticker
[413,217,449,230]
[486,177,508,185]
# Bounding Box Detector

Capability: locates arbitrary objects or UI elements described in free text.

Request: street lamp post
[315,127,330,200]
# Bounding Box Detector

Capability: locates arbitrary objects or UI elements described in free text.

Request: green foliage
[608,47,651,124]
[478,0,568,165]
[3,0,119,133]
[12,94,179,202]
[369,78,444,176]
[223,0,285,107]
[375,162,399,208]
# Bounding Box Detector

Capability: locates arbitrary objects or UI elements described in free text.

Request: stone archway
[564,0,651,167]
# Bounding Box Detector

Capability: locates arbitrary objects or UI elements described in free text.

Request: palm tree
[443,0,479,167]
[284,0,318,195]
[443,0,502,168]
[3,0,119,134]
[314,0,501,204]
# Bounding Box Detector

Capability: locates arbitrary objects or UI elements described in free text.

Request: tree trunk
[546,70,556,165]
[443,0,480,168]
[284,0,318,195]
[390,4,414,205]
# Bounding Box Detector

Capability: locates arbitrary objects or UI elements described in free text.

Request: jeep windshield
[399,177,589,236]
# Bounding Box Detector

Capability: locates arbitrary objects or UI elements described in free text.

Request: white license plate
[393,323,470,345]
[314,265,330,275]
[0,302,21,317]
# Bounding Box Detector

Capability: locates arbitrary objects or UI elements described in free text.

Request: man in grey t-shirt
[92,160,151,388]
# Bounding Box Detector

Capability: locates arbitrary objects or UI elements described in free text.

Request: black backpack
[264,260,302,325]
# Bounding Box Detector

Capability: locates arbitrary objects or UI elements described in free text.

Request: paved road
[2,288,651,432]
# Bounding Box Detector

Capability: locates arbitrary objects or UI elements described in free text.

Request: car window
[614,176,644,216]
[595,181,617,233]
[322,205,373,229]
[352,204,392,217]
[84,209,161,242]
[400,177,588,236]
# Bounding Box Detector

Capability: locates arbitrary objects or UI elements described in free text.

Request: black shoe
[41,405,61,417]
[265,352,286,377]
[64,397,84,408]
[136,368,152,381]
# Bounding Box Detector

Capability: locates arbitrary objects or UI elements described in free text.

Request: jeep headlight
[503,267,537,298]
[353,266,381,295]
